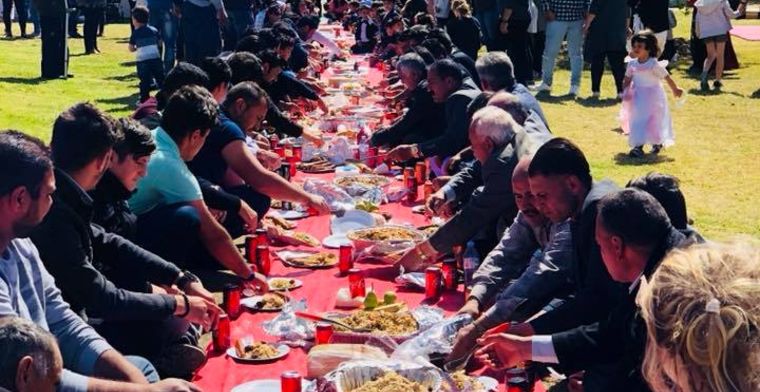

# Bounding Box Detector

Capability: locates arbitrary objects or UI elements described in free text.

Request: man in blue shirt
[0,131,198,392]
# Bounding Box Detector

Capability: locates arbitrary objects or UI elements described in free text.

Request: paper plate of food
[314,360,442,392]
[445,371,498,391]
[333,174,391,190]
[298,156,336,173]
[267,226,321,247]
[346,226,425,253]
[241,292,290,312]
[267,277,303,291]
[277,250,339,269]
[227,338,290,363]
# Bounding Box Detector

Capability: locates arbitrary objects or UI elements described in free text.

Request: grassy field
[1,13,759,239]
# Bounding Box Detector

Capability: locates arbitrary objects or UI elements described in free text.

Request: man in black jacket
[476,188,690,392]
[370,53,444,149]
[30,103,221,378]
[33,0,68,79]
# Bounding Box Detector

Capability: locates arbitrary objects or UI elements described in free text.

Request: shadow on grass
[94,91,140,112]
[610,127,624,134]
[614,152,675,166]
[577,97,619,108]
[751,90,760,99]
[535,91,576,105]
[688,88,745,98]
[105,73,138,82]
[0,76,44,85]
[120,60,138,67]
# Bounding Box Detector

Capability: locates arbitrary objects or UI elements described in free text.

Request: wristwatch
[411,144,421,159]
[175,270,200,290]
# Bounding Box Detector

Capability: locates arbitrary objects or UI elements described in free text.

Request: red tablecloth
[192,172,545,392]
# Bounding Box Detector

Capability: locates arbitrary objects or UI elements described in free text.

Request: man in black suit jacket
[475,188,691,392]
[34,0,68,78]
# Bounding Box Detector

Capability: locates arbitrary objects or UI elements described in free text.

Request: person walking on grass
[534,0,588,96]
[619,31,683,158]
[694,0,745,91]
[130,6,165,103]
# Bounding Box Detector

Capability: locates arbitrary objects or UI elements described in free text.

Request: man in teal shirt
[129,85,268,290]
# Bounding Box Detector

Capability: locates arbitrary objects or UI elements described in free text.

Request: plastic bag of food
[395,271,425,290]
[262,299,314,345]
[385,186,409,203]
[392,313,473,363]
[326,136,353,165]
[353,242,411,264]
[303,179,355,212]
[353,186,385,205]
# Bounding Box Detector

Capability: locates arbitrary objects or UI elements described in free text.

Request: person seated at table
[427,28,481,87]
[387,58,481,164]
[396,106,541,271]
[257,49,330,115]
[475,51,547,127]
[638,241,760,392]
[227,51,323,146]
[476,189,691,392]
[375,14,404,61]
[370,53,444,149]
[0,130,199,392]
[128,86,270,289]
[28,103,223,379]
[325,0,349,21]
[199,56,233,104]
[89,118,155,241]
[189,82,331,238]
[0,316,63,392]
[446,156,574,364]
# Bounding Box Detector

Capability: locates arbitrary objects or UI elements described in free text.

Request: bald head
[488,92,528,125]
[512,156,531,186]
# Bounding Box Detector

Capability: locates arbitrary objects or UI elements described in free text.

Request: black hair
[275,33,296,48]
[227,51,264,84]
[271,22,299,39]
[409,46,435,65]
[257,49,288,68]
[199,57,232,92]
[631,29,659,58]
[113,118,156,161]
[528,137,593,190]
[413,12,434,28]
[222,82,270,112]
[428,58,464,83]
[157,62,210,110]
[627,173,688,230]
[235,34,265,54]
[598,188,671,247]
[385,14,402,27]
[51,103,121,171]
[160,85,219,143]
[296,15,320,30]
[427,28,453,52]
[421,38,448,59]
[256,29,279,49]
[131,6,149,24]
[0,130,52,198]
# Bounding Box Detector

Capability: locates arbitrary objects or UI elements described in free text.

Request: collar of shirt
[155,126,183,161]
[629,271,644,294]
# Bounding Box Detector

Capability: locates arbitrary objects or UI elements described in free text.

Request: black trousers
[496,19,532,86]
[82,6,102,52]
[530,31,545,75]
[2,0,27,34]
[40,14,67,78]
[590,51,626,94]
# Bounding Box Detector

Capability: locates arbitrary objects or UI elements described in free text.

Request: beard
[12,219,38,239]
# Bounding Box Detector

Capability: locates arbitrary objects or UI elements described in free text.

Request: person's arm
[282,73,320,101]
[441,160,482,203]
[311,30,342,56]
[221,140,327,212]
[30,219,177,321]
[428,152,517,252]
[467,214,540,313]
[197,176,242,212]
[370,90,428,148]
[417,94,473,158]
[265,98,304,137]
[91,225,181,287]
[189,198,257,278]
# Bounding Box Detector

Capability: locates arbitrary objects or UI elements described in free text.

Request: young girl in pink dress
[619,31,684,157]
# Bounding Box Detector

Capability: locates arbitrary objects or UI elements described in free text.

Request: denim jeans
[136,58,165,102]
[181,1,221,65]
[136,203,201,269]
[541,19,583,87]
[148,6,178,73]
[474,9,498,50]
[125,356,161,383]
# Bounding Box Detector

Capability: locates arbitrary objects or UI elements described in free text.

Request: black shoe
[651,144,662,155]
[69,32,83,38]
[3,32,12,39]
[713,80,723,90]
[629,146,644,158]
[153,343,207,380]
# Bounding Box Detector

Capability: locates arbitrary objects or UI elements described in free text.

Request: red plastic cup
[339,244,354,275]
[288,156,297,177]
[212,314,231,352]
[425,266,442,300]
[274,146,285,157]
[315,322,334,345]
[442,258,458,290]
[348,268,366,298]
[223,284,241,319]
[255,228,268,247]
[245,235,257,264]
[256,245,271,276]
[292,144,303,162]
[281,371,302,392]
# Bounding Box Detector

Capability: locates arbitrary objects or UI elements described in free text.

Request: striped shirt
[540,0,589,21]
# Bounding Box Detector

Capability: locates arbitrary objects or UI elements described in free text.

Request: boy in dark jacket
[351,3,378,53]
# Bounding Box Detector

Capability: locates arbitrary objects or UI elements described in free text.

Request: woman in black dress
[583,0,629,98]
[446,0,482,60]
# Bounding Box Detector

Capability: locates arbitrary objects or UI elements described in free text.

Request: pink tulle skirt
[619,85,675,147]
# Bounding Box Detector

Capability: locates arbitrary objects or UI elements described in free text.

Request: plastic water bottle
[462,241,480,296]
[356,122,370,161]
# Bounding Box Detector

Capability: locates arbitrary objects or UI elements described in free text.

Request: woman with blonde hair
[447,0,482,60]
[638,241,760,392]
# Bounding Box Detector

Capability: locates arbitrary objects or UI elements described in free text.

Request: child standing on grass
[619,31,683,158]
[129,6,164,103]
[694,0,746,91]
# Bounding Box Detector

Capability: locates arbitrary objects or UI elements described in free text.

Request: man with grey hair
[370,53,444,149]
[475,52,548,126]
[0,317,62,392]
[396,106,549,272]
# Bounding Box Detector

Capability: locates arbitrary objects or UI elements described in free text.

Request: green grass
[1,16,759,239]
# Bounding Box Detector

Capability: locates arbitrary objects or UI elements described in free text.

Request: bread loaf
[306,344,388,378]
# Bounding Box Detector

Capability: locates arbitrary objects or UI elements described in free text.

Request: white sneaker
[591,91,601,99]
[568,85,580,96]
[533,83,552,92]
